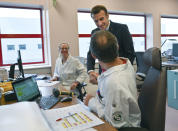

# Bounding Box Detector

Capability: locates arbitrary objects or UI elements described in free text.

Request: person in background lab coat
[84,31,141,129]
[51,43,87,91]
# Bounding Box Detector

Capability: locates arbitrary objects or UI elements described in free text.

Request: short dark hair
[90,30,118,63]
[91,5,108,17]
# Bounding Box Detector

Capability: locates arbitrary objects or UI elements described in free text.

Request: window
[7,45,15,50]
[19,44,26,50]
[161,17,178,55]
[0,6,44,66]
[77,11,146,58]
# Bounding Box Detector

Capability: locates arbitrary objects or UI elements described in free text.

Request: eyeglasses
[59,47,69,50]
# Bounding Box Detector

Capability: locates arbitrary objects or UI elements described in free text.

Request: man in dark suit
[87,5,135,84]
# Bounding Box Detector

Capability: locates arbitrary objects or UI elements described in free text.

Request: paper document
[0,102,52,131]
[37,80,59,87]
[43,104,104,131]
[0,102,104,131]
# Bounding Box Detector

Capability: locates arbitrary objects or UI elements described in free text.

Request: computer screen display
[12,77,40,101]
[17,50,24,78]
[8,50,25,79]
[9,64,16,79]
[172,43,178,60]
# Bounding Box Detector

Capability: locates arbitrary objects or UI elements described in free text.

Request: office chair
[74,56,87,101]
[135,52,150,91]
[76,82,87,101]
[120,47,167,131]
[75,56,87,66]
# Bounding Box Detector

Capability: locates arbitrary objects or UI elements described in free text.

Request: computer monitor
[9,63,16,79]
[8,50,25,79]
[17,50,24,78]
[172,43,178,61]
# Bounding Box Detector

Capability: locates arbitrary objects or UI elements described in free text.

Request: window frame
[78,10,147,54]
[161,16,178,37]
[0,6,45,66]
[161,16,178,54]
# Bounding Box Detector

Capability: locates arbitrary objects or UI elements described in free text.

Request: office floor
[165,103,178,131]
[85,81,178,131]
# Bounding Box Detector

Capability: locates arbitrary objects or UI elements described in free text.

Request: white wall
[48,0,178,74]
[1,0,178,75]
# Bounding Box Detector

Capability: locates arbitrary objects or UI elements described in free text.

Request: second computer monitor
[172,43,178,61]
[9,50,25,79]
[17,50,25,78]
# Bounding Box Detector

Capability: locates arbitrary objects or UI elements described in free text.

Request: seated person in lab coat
[84,31,141,129]
[51,43,87,91]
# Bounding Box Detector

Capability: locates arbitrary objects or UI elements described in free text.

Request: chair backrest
[135,52,150,76]
[138,47,166,131]
[75,56,87,66]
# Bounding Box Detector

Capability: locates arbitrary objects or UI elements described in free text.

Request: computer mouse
[60,96,72,102]
[42,76,48,80]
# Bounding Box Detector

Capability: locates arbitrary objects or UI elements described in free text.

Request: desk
[52,97,117,131]
[162,61,178,70]
[1,84,117,131]
[39,86,117,131]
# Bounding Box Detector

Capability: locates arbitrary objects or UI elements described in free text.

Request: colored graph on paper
[43,104,104,131]
[61,112,93,129]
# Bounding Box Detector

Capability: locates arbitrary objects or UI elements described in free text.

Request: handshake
[89,71,99,84]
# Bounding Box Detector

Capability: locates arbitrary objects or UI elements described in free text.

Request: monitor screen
[172,43,178,60]
[12,77,40,101]
[17,50,24,78]
[9,50,25,79]
[9,63,16,79]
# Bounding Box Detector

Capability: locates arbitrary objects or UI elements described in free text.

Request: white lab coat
[88,58,141,129]
[53,55,87,89]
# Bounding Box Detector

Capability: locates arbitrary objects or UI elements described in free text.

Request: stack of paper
[37,80,59,87]
[0,102,51,131]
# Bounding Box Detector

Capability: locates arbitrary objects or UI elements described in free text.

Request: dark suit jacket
[87,21,136,74]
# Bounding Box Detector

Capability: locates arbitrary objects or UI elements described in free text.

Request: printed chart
[43,104,104,131]
[61,112,93,129]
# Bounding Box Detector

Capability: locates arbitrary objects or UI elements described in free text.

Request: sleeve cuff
[88,97,97,113]
[88,70,94,74]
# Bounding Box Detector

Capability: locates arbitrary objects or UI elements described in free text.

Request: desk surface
[162,61,178,67]
[53,96,117,131]
[1,84,117,131]
[40,85,117,131]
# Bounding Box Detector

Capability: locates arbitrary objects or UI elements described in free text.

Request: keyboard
[38,95,59,110]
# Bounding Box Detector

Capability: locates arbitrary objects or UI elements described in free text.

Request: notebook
[12,77,59,109]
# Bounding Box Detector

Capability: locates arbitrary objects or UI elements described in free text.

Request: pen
[56,113,76,122]
[56,118,62,121]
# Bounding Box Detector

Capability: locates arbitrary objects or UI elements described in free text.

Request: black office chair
[75,56,87,66]
[135,52,150,91]
[120,47,167,131]
[76,82,87,101]
[74,56,87,101]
